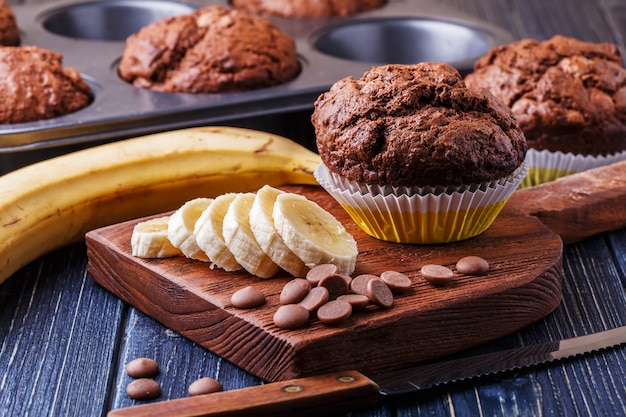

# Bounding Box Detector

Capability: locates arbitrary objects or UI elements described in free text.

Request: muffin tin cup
[315,161,529,244]
[1,0,514,173]
[520,148,626,188]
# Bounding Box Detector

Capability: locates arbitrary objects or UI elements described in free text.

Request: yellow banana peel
[0,126,321,285]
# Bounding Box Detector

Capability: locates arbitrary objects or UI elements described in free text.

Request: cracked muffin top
[465,35,626,156]
[118,5,299,93]
[0,46,92,124]
[312,62,527,187]
[231,0,386,18]
[0,0,19,46]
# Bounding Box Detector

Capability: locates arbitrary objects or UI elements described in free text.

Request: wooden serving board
[87,184,565,382]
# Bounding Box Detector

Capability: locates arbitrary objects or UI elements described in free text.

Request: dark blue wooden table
[2,0,626,416]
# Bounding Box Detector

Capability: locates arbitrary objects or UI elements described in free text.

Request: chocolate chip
[340,274,352,288]
[420,264,454,285]
[273,304,310,329]
[125,358,159,378]
[231,286,266,309]
[317,300,352,325]
[306,264,338,286]
[380,270,412,293]
[318,274,349,300]
[366,278,394,308]
[337,294,370,310]
[279,278,311,305]
[126,378,161,400]
[350,274,379,295]
[456,256,490,275]
[188,377,223,396]
[298,286,330,312]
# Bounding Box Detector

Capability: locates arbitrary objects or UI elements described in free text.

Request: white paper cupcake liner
[521,148,626,188]
[314,160,529,244]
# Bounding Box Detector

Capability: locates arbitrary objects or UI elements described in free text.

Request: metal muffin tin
[1,0,514,172]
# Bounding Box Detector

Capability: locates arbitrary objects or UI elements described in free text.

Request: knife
[108,325,626,417]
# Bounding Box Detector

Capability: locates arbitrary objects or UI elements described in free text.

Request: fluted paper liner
[520,148,626,188]
[315,161,529,244]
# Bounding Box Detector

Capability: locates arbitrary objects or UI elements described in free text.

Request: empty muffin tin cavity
[312,17,497,70]
[39,0,195,41]
[1,0,514,173]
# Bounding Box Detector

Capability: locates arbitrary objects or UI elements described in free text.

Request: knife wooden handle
[107,370,380,417]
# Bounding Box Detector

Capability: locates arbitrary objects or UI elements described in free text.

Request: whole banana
[0,126,321,286]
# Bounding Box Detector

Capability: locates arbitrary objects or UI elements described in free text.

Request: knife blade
[108,325,626,417]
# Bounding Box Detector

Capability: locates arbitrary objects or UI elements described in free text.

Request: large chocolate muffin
[464,35,626,156]
[0,46,92,124]
[118,5,299,93]
[0,0,19,46]
[231,0,386,18]
[312,62,527,187]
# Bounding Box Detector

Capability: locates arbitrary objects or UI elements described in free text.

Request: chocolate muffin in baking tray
[118,5,300,93]
[0,46,92,124]
[0,0,19,46]
[231,0,386,18]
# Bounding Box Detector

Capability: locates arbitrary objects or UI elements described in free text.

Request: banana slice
[194,193,243,272]
[222,193,280,278]
[273,193,358,276]
[131,216,182,258]
[249,185,309,277]
[167,197,214,261]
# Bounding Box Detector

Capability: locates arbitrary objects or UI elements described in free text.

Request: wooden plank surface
[1,0,626,416]
[0,243,125,417]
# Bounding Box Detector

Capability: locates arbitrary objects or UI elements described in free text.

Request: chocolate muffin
[0,46,92,124]
[118,5,299,93]
[312,63,528,244]
[464,35,626,156]
[312,62,527,187]
[0,0,19,46]
[231,0,386,19]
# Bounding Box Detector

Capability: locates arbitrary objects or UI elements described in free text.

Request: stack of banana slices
[131,185,358,278]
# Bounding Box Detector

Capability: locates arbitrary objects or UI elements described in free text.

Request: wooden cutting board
[87,182,569,382]
[86,160,626,382]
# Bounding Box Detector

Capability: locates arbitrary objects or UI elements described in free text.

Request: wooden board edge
[507,160,626,243]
